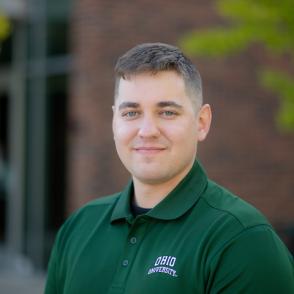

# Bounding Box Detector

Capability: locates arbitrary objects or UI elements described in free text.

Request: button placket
[130,237,137,244]
[122,259,129,267]
[110,217,149,291]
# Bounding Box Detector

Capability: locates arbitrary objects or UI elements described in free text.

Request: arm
[45,240,59,294]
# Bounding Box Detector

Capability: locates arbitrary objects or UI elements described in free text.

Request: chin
[132,170,172,185]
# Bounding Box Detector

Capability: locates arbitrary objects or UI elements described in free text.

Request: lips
[133,146,166,154]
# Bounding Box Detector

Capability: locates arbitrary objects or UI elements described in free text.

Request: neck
[132,163,194,209]
[132,181,172,209]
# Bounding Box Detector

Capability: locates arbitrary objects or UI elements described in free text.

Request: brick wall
[68,0,294,240]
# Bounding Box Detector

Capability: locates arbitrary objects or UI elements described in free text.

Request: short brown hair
[114,43,203,109]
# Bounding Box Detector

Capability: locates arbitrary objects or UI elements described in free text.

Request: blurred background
[0,0,293,292]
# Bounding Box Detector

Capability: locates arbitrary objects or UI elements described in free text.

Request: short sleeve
[207,225,294,294]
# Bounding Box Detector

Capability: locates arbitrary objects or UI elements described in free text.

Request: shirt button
[130,237,137,244]
[122,259,129,267]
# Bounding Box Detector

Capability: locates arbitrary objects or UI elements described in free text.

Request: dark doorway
[0,94,9,243]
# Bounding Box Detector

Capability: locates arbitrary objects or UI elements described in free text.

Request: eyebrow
[118,102,140,110]
[118,100,183,111]
[157,101,183,109]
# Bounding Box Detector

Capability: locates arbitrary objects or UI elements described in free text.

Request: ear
[112,105,116,139]
[197,104,212,142]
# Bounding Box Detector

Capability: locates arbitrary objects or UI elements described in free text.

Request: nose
[138,115,160,138]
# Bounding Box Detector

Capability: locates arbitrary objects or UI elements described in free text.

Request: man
[45,43,294,293]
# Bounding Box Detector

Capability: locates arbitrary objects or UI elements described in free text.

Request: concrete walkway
[0,273,45,294]
[0,248,45,294]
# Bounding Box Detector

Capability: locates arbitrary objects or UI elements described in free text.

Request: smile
[133,147,166,154]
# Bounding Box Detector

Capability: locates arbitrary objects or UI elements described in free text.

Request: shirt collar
[110,160,208,223]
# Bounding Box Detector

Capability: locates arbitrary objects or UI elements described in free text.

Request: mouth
[133,146,166,154]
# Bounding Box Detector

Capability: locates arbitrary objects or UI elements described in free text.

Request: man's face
[112,71,210,186]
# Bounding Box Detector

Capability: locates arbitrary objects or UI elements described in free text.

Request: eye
[121,111,139,119]
[160,110,178,118]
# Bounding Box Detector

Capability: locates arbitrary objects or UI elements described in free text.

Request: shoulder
[201,179,269,229]
[198,181,294,291]
[56,193,120,245]
[71,192,120,219]
[193,179,274,258]
[67,192,120,221]
[82,192,121,210]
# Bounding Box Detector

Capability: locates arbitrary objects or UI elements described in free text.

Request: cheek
[164,123,197,142]
[113,122,136,144]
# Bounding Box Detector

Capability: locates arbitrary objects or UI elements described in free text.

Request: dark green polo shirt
[45,161,294,293]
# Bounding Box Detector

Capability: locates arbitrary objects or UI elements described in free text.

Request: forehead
[116,71,188,102]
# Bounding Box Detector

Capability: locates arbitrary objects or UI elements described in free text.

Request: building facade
[0,0,293,270]
[0,0,70,269]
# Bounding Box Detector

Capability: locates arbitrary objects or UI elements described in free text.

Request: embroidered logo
[147,256,178,277]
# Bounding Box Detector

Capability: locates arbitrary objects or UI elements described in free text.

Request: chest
[62,217,210,294]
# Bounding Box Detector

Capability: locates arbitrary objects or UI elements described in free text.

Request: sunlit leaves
[180,0,294,131]
[0,14,11,40]
[261,70,294,131]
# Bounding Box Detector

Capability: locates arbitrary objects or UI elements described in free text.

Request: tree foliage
[180,0,294,132]
[0,13,11,41]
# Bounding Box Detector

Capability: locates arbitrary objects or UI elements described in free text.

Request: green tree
[0,13,11,40]
[180,0,294,132]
